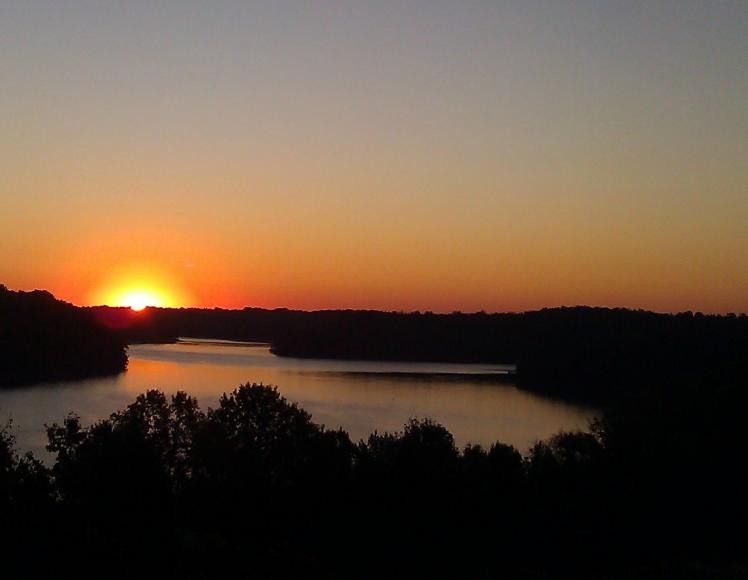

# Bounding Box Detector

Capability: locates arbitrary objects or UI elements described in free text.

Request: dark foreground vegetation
[94,303,748,404]
[0,285,127,386]
[2,382,747,579]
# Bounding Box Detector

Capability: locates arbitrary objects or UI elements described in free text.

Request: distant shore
[4,285,747,407]
[90,303,748,405]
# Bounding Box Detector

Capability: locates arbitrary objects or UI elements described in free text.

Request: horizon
[4,283,746,317]
[2,2,746,314]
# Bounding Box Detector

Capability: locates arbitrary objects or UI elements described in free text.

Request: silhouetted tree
[1,378,745,578]
[1,422,55,576]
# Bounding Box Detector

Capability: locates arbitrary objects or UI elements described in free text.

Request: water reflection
[0,340,597,458]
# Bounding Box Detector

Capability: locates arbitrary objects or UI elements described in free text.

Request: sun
[119,290,163,311]
[105,286,169,311]
[89,263,193,310]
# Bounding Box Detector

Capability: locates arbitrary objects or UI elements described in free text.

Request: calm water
[0,339,597,457]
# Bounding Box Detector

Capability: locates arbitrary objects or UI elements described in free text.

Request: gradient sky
[1,1,747,313]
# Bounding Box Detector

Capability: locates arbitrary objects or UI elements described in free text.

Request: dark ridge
[90,303,748,405]
[0,285,128,387]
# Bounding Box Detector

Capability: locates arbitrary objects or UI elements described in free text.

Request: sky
[1,1,746,313]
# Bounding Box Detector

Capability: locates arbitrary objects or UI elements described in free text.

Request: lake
[0,339,597,457]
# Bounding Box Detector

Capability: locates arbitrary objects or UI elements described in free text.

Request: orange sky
[1,3,747,314]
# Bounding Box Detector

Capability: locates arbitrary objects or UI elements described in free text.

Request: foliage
[0,381,746,578]
[0,286,127,386]
[90,301,748,404]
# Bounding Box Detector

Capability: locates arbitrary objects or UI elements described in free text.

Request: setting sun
[88,263,192,310]
[116,289,163,311]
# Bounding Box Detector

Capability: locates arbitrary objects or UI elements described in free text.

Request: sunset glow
[112,289,164,311]
[87,263,192,310]
[1,3,747,314]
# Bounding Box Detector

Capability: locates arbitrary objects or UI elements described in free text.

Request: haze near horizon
[2,1,746,313]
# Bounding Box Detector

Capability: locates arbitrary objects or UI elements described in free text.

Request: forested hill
[4,283,745,401]
[91,304,748,404]
[0,286,127,386]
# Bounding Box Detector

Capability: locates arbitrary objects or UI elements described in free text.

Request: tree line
[4,283,747,405]
[93,302,748,404]
[2,381,746,578]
